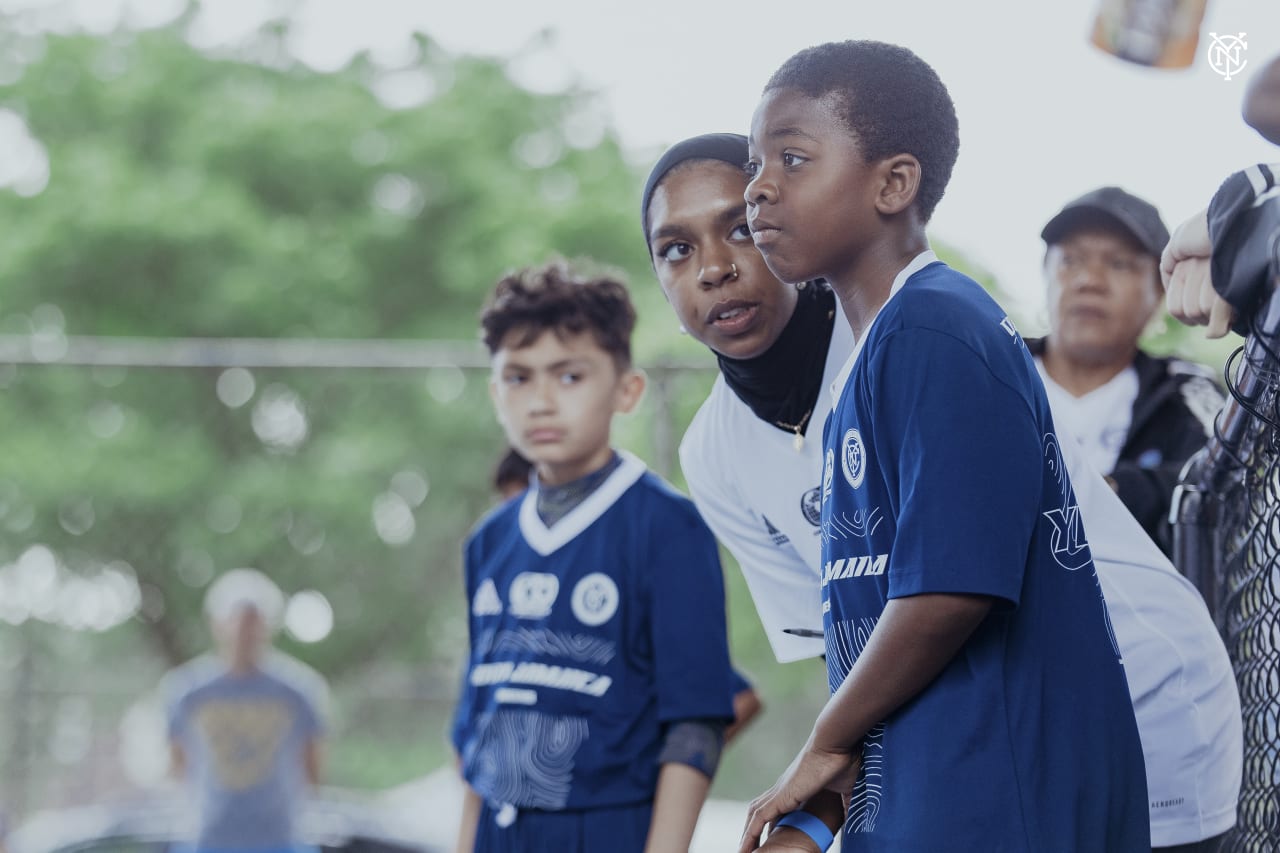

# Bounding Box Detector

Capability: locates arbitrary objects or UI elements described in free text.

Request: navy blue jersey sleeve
[729,668,752,696]
[648,504,735,723]
[868,329,1041,605]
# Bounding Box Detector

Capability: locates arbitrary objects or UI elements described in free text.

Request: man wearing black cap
[1030,187,1224,554]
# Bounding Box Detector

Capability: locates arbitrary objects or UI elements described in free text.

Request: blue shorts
[475,801,653,853]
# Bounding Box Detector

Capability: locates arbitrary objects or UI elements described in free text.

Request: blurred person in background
[1030,187,1224,555]
[492,448,534,502]
[162,568,328,853]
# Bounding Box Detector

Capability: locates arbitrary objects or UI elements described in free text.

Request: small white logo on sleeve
[841,428,866,489]
[999,315,1023,346]
[822,449,835,502]
[571,573,619,626]
[508,572,560,619]
[472,579,503,616]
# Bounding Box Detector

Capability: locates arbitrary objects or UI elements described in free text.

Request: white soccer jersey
[1057,427,1241,845]
[679,308,853,663]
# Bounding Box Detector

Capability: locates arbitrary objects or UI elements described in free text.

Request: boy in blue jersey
[452,262,736,852]
[737,42,1149,853]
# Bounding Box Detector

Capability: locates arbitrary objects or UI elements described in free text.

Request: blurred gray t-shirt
[165,652,326,851]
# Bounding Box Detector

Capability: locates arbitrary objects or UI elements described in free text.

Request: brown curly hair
[480,261,636,369]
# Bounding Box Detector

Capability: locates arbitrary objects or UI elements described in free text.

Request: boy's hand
[738,745,858,853]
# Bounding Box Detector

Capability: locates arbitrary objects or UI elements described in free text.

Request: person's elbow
[1243,56,1280,145]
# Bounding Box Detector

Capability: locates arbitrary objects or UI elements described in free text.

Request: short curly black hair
[765,40,959,223]
[492,447,533,495]
[480,260,636,369]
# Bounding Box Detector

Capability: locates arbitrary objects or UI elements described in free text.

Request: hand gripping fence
[1172,225,1280,852]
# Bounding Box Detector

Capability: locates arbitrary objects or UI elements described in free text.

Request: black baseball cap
[1040,186,1170,258]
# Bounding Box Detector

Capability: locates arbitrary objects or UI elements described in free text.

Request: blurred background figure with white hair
[160,569,329,853]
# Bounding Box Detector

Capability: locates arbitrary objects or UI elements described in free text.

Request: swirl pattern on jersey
[826,617,886,835]
[847,722,886,834]
[466,708,589,809]
[475,627,617,666]
[820,506,884,548]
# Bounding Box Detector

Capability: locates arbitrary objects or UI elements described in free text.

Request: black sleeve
[1208,163,1280,335]
[1109,460,1184,553]
[1110,376,1222,554]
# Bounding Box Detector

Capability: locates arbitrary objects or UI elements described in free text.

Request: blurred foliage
[0,15,657,673]
[0,4,1228,812]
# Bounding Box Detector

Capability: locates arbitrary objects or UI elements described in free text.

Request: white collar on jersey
[518,449,648,556]
[828,248,938,413]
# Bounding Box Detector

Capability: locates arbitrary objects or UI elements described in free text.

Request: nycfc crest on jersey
[841,428,866,489]
[569,573,619,627]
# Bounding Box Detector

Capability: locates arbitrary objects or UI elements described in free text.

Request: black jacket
[1207,163,1280,334]
[1026,338,1225,553]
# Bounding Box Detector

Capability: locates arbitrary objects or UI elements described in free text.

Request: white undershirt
[1035,359,1139,475]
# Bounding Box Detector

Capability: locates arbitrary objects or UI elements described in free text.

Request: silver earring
[795,280,808,291]
[678,324,689,335]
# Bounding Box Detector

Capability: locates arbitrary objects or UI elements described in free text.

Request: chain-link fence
[0,335,734,825]
[1174,258,1280,851]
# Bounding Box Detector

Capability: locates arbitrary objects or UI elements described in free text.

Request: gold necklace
[775,407,813,452]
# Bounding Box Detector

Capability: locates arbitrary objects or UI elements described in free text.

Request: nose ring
[728,263,738,280]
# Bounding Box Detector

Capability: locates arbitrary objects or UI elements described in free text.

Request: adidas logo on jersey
[763,515,789,546]
[472,579,503,616]
[822,554,888,585]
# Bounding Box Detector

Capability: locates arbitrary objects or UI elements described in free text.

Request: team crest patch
[841,428,866,489]
[801,487,822,526]
[570,572,619,626]
[509,572,559,619]
[822,449,835,502]
[473,579,502,616]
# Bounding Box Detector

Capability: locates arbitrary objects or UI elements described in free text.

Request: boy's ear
[874,154,922,217]
[615,368,647,414]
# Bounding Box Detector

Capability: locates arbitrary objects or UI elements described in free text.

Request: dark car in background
[7,788,438,853]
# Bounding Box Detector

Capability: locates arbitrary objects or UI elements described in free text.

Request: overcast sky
[3,0,1279,319]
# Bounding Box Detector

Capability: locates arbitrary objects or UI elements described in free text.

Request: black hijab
[642,133,836,441]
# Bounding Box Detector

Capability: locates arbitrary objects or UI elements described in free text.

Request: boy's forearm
[455,783,482,853]
[812,593,993,752]
[645,762,712,853]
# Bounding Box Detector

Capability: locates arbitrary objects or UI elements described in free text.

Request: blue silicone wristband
[775,811,835,851]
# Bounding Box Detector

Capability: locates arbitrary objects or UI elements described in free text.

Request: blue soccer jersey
[451,451,735,818]
[821,256,1149,852]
